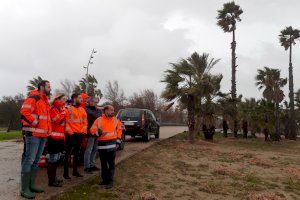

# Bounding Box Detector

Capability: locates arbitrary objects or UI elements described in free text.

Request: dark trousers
[64,133,83,175]
[99,150,116,184]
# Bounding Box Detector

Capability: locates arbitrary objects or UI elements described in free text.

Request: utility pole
[83,48,97,94]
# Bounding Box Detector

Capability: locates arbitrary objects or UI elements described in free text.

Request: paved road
[0,126,187,200]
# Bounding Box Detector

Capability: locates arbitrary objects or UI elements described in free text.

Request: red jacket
[20,90,51,138]
[50,100,66,140]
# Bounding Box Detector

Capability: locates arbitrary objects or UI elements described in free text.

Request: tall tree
[128,89,161,113]
[217,1,243,137]
[255,67,287,141]
[279,26,300,140]
[27,76,43,94]
[59,79,76,98]
[104,80,126,111]
[0,94,24,131]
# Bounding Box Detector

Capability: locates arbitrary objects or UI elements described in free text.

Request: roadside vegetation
[0,131,22,141]
[55,131,300,200]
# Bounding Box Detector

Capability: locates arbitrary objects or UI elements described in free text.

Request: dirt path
[0,126,187,200]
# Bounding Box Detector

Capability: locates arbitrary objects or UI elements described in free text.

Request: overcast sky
[0,0,299,102]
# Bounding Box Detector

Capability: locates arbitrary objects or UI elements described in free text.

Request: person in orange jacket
[47,93,67,187]
[90,104,122,189]
[63,93,88,179]
[20,80,52,199]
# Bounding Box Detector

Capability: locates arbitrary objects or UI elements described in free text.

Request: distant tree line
[0,75,185,131]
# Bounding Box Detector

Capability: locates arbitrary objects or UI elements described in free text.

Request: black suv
[117,108,160,142]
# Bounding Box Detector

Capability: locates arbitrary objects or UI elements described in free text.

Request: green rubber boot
[29,169,44,193]
[21,172,36,199]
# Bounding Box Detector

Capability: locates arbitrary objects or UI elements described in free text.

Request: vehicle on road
[117,108,160,142]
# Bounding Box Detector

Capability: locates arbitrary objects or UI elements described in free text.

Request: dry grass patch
[57,132,300,200]
[246,192,287,200]
[213,166,242,177]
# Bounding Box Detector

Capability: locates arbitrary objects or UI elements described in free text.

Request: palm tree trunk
[231,28,237,100]
[187,94,196,141]
[289,43,296,140]
[231,28,238,138]
[274,102,280,141]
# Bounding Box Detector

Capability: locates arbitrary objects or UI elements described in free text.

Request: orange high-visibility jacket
[90,115,122,151]
[65,105,87,135]
[50,101,66,140]
[20,90,51,138]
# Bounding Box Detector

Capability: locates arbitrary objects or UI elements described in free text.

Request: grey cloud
[0,0,299,101]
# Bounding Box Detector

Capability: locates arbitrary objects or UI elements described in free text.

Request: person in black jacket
[84,97,102,173]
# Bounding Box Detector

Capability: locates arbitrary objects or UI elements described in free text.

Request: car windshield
[118,109,141,119]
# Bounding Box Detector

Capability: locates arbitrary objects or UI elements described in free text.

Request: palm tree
[239,98,257,138]
[162,52,220,141]
[27,76,43,95]
[255,67,287,141]
[76,74,102,98]
[217,93,242,137]
[217,1,243,137]
[200,74,223,140]
[27,76,43,91]
[187,53,221,132]
[279,26,300,140]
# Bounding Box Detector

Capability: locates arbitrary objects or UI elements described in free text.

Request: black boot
[48,163,63,187]
[73,171,83,177]
[105,182,114,189]
[72,157,83,177]
[63,165,71,180]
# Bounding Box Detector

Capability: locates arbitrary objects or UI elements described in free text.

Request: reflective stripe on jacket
[90,115,122,150]
[50,103,66,140]
[20,90,51,138]
[65,105,87,135]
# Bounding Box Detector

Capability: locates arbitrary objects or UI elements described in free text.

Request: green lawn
[0,131,22,141]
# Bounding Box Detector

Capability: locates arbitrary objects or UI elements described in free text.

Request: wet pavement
[0,126,187,200]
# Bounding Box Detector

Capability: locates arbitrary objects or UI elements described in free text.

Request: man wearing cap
[84,97,102,173]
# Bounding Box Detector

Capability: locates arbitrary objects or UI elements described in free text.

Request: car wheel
[143,128,150,142]
[155,128,160,139]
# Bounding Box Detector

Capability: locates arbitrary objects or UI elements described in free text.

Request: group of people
[20,80,123,199]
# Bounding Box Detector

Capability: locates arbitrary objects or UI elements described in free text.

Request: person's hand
[116,138,122,145]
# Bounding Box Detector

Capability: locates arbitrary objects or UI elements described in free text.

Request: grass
[283,177,300,195]
[0,131,22,141]
[56,131,300,200]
